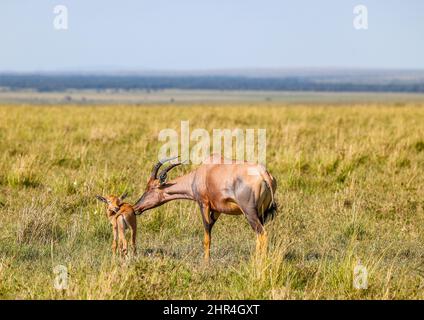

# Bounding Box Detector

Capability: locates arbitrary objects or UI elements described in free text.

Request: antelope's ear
[95,195,107,203]
[120,192,129,200]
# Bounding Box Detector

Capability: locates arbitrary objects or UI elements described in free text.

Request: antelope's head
[95,192,129,214]
[133,157,182,214]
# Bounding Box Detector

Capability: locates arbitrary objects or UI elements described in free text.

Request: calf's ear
[95,195,107,203]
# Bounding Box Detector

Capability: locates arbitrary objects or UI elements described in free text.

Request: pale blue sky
[0,0,423,72]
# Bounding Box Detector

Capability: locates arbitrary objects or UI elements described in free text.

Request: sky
[0,0,423,72]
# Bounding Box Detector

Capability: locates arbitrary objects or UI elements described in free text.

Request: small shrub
[7,173,41,188]
[52,157,82,169]
[414,141,424,153]
[396,158,411,168]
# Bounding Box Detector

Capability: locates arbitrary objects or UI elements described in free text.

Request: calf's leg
[117,217,128,256]
[111,222,118,256]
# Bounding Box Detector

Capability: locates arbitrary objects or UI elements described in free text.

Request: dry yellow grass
[0,103,423,299]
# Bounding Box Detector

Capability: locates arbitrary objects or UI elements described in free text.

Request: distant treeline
[1,74,424,93]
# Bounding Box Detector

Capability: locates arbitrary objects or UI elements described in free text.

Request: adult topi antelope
[133,154,277,263]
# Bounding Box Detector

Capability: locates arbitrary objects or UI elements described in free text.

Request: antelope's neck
[163,171,196,201]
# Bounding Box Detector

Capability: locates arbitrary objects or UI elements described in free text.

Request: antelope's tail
[261,170,277,224]
[263,200,277,224]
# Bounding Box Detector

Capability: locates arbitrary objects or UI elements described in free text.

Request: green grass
[0,103,423,299]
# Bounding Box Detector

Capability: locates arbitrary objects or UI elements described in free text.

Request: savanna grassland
[0,103,423,299]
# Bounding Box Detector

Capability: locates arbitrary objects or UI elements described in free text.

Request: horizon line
[2,66,424,76]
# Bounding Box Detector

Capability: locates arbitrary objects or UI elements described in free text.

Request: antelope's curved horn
[150,156,179,179]
[158,162,182,185]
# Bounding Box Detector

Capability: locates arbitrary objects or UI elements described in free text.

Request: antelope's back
[200,156,273,196]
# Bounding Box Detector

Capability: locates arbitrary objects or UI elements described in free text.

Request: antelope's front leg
[203,230,211,263]
[200,204,214,264]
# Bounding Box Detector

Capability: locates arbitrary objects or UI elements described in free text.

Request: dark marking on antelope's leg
[200,204,220,263]
[211,211,221,223]
[235,178,263,227]
[244,209,265,234]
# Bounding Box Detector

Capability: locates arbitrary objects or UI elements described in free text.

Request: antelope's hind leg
[242,207,268,257]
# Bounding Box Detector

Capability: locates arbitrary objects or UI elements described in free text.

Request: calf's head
[95,192,128,214]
